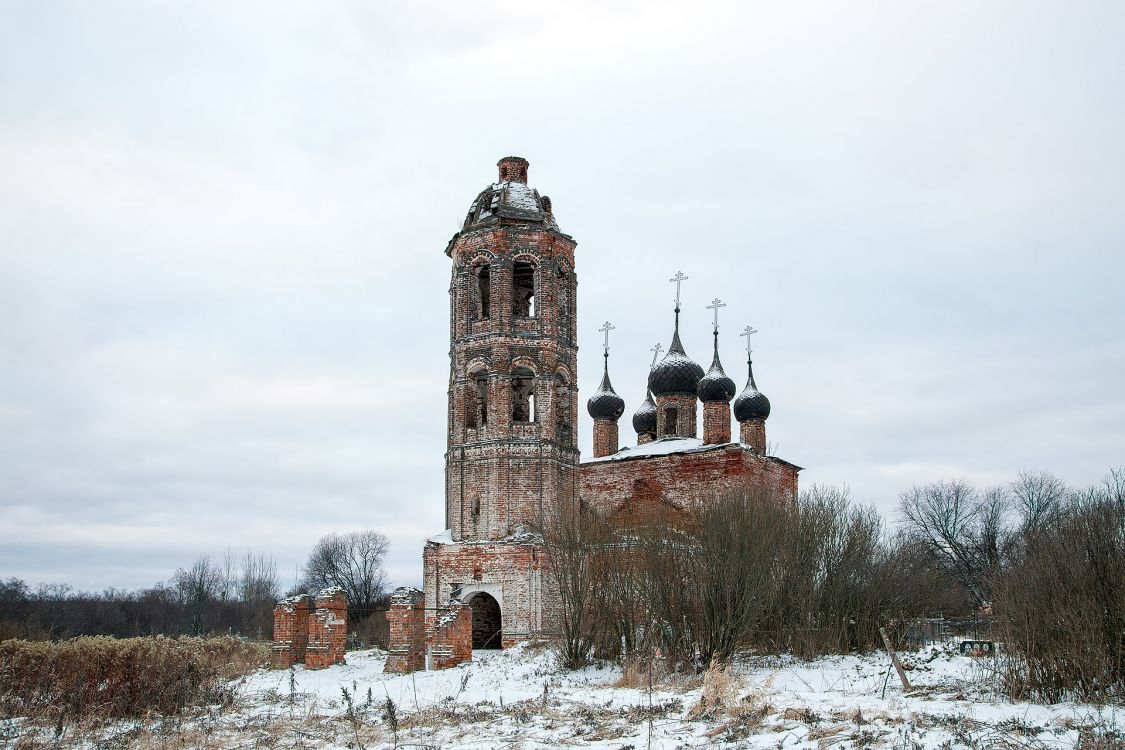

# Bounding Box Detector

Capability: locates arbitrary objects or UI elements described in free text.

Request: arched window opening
[471,496,481,519]
[513,261,535,318]
[466,367,488,428]
[554,372,572,445]
[557,267,571,338]
[511,367,535,423]
[472,265,491,320]
[664,406,678,435]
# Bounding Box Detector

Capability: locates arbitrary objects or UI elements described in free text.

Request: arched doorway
[468,592,502,649]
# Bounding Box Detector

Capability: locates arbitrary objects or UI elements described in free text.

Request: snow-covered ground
[225,642,1121,749]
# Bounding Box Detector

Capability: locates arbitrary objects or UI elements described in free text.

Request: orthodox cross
[706,297,727,332]
[740,325,758,356]
[650,342,664,366]
[598,320,615,360]
[669,271,689,308]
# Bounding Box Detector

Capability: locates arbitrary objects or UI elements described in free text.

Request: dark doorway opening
[468,592,502,649]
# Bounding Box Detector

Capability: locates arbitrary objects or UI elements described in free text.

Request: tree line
[0,530,392,644]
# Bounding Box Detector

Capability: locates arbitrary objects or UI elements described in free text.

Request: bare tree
[1010,469,1067,530]
[898,479,1007,607]
[172,555,224,635]
[302,531,389,616]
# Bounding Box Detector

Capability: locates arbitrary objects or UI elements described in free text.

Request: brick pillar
[385,587,426,674]
[740,418,766,454]
[702,401,731,445]
[637,433,654,445]
[655,394,697,439]
[429,602,473,670]
[592,418,619,457]
[305,588,348,669]
[271,595,312,669]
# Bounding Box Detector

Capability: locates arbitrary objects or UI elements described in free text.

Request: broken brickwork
[271,594,311,669]
[305,588,347,669]
[384,587,426,673]
[429,602,472,669]
[271,588,347,669]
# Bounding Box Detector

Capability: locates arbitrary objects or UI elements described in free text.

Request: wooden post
[879,626,912,692]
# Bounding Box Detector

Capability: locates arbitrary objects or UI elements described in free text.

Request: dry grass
[0,635,269,722]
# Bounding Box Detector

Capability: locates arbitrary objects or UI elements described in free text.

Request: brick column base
[385,587,426,673]
[271,595,312,669]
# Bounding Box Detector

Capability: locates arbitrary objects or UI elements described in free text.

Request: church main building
[385,157,800,672]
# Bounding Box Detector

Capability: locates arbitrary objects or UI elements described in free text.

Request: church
[385,157,800,672]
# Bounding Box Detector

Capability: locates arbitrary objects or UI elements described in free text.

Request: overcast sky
[2,1,1123,592]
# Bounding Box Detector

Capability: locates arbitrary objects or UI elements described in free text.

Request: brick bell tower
[422,156,578,648]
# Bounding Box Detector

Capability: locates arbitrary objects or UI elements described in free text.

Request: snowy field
[5,641,1119,749]
[218,642,1120,749]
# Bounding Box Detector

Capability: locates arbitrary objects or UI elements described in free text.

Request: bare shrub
[994,490,1125,703]
[0,635,268,720]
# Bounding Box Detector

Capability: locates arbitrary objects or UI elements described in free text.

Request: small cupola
[497,156,529,184]
[588,321,626,457]
[733,325,771,453]
[632,390,657,443]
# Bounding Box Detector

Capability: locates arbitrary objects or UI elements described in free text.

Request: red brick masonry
[271,588,347,669]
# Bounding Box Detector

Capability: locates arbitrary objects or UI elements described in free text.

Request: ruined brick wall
[702,402,731,445]
[385,587,426,674]
[429,603,472,670]
[580,444,799,524]
[270,595,311,669]
[423,537,558,648]
[305,588,347,669]
[592,419,618,458]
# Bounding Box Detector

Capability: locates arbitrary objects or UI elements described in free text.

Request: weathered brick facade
[655,394,698,438]
[741,417,767,453]
[385,587,426,673]
[580,438,799,525]
[271,588,347,669]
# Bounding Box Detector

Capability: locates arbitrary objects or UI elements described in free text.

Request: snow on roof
[582,436,730,463]
[493,181,542,212]
[428,529,454,544]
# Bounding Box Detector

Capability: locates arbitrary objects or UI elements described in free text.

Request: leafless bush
[994,488,1125,703]
[0,635,268,722]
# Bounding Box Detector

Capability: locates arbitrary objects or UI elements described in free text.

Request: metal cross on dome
[740,325,759,355]
[598,320,615,358]
[706,297,727,332]
[650,342,664,366]
[669,271,689,308]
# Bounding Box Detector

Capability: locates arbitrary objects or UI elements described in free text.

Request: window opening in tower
[513,261,535,318]
[473,265,491,319]
[511,368,535,422]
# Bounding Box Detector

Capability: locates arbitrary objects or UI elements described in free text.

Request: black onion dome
[648,328,704,397]
[587,367,625,421]
[733,360,771,421]
[697,338,736,403]
[632,390,657,435]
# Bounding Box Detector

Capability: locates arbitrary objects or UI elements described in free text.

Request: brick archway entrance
[468,592,502,649]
